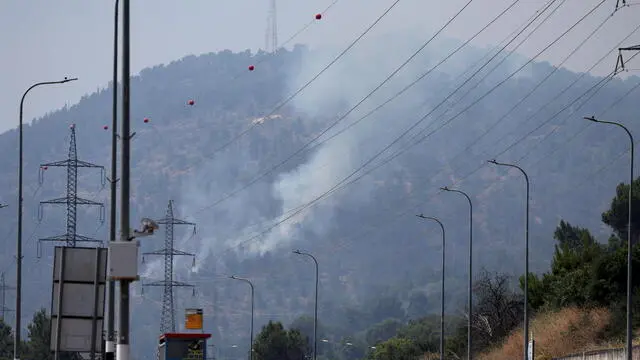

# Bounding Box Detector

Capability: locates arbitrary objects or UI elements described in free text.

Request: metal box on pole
[108,241,140,281]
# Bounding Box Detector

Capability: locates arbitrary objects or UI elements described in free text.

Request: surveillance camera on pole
[129,218,159,240]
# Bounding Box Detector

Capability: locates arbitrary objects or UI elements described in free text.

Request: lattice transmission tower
[38,124,105,251]
[265,0,278,53]
[142,200,196,334]
[615,44,640,73]
[0,272,14,321]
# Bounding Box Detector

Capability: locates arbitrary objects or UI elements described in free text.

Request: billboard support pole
[54,249,66,360]
[90,247,101,360]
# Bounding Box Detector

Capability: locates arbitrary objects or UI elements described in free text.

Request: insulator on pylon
[100,168,106,187]
[38,167,45,185]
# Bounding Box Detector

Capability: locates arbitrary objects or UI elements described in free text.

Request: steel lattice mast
[0,272,15,321]
[142,200,196,334]
[265,0,278,53]
[38,124,105,249]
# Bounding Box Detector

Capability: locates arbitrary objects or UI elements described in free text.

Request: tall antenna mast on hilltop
[265,0,278,53]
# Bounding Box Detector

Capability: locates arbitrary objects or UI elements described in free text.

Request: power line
[491,19,640,164]
[205,0,403,158]
[36,124,105,252]
[522,75,640,168]
[211,0,610,255]
[441,5,613,167]
[192,0,518,216]
[142,200,197,334]
[270,55,640,270]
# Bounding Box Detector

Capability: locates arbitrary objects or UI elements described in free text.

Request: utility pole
[118,1,132,360]
[37,124,105,250]
[142,200,196,334]
[106,0,120,359]
[0,273,15,322]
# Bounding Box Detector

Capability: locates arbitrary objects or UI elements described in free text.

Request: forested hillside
[0,28,639,359]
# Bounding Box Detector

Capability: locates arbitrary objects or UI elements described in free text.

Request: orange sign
[185,308,203,330]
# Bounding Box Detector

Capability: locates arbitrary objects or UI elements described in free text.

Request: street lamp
[487,159,530,360]
[15,76,77,360]
[416,214,446,360]
[293,249,319,360]
[229,275,255,360]
[584,115,634,360]
[440,186,473,360]
[0,204,7,209]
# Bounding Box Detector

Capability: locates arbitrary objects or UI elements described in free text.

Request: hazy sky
[0,0,637,135]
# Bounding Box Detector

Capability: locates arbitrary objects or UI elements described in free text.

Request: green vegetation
[252,321,310,360]
[249,177,640,359]
[0,309,80,360]
[1,44,639,359]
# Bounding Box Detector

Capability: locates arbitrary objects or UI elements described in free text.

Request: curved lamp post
[488,159,530,360]
[416,214,446,360]
[293,249,319,360]
[229,275,255,360]
[584,115,634,360]
[16,76,77,360]
[440,186,473,360]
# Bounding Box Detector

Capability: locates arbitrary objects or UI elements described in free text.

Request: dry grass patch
[477,307,611,360]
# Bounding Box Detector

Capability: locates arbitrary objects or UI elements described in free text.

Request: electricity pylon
[38,124,105,251]
[615,44,640,73]
[142,200,196,334]
[0,272,14,321]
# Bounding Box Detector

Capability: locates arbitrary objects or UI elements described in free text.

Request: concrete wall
[552,345,640,360]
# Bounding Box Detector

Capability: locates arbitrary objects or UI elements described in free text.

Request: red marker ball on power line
[315,13,322,20]
[248,65,255,71]
[188,99,195,106]
[144,118,149,123]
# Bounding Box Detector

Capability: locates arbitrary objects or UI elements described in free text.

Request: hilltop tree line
[250,177,640,359]
[0,309,79,360]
